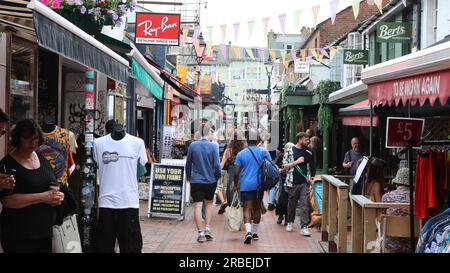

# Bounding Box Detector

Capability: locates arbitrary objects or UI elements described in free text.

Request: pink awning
[368,69,450,107]
[342,115,378,127]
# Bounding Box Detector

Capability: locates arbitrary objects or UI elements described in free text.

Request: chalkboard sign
[148,163,186,220]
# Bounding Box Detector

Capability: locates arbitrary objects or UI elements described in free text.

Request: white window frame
[243,66,261,80]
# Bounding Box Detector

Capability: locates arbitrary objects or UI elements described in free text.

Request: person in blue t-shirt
[234,129,272,244]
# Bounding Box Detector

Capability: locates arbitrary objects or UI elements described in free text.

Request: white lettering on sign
[392,75,440,99]
[345,51,365,62]
[138,17,178,37]
[378,24,406,40]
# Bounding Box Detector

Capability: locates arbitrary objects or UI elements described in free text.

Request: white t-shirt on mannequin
[93,133,148,209]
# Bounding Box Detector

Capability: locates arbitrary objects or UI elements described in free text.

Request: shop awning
[339,100,378,127]
[159,72,194,103]
[129,43,164,100]
[329,80,368,103]
[28,0,129,83]
[362,40,450,107]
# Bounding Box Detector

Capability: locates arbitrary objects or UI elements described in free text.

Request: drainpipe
[416,0,422,50]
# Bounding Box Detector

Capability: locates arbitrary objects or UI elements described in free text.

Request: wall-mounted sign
[386,117,425,148]
[343,49,369,65]
[376,22,412,43]
[294,59,310,74]
[135,13,181,45]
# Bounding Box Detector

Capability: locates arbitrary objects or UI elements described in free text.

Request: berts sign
[376,22,412,43]
[135,13,181,45]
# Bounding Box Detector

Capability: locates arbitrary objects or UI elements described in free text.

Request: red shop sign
[386,117,425,148]
[368,69,450,107]
[135,13,180,46]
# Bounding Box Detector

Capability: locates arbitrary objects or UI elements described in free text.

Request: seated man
[381,168,411,253]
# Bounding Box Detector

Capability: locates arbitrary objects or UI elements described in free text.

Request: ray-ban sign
[135,13,181,45]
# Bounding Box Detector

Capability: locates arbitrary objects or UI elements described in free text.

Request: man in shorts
[185,123,221,243]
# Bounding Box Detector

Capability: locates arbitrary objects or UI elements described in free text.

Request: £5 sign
[385,117,424,148]
[136,13,181,46]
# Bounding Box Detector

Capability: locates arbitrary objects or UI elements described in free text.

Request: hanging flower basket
[57,9,104,35]
[41,0,137,30]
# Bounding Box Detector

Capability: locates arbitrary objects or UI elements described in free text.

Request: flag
[220,24,227,43]
[248,21,255,40]
[293,10,303,31]
[329,47,338,60]
[177,65,188,83]
[306,55,313,65]
[290,49,297,61]
[300,49,306,61]
[258,48,266,61]
[262,17,270,36]
[220,44,227,60]
[245,48,255,59]
[329,0,339,24]
[280,49,286,62]
[352,0,360,19]
[283,61,289,70]
[375,0,383,13]
[232,46,241,59]
[318,48,329,58]
[402,0,407,6]
[182,27,189,46]
[269,49,277,61]
[278,14,287,35]
[192,26,201,43]
[207,26,213,42]
[233,22,240,42]
[312,5,320,28]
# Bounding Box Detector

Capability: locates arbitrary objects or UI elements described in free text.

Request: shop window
[243,66,261,80]
[10,39,36,126]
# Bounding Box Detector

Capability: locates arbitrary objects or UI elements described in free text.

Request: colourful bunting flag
[329,0,339,24]
[318,48,329,58]
[207,26,213,42]
[233,22,240,42]
[247,21,255,40]
[300,49,306,61]
[245,48,255,59]
[220,24,227,43]
[402,0,407,6]
[262,17,270,36]
[182,27,189,46]
[258,48,266,61]
[375,0,383,13]
[329,47,338,61]
[192,26,201,43]
[177,65,188,83]
[283,61,289,70]
[290,50,297,61]
[310,49,319,60]
[280,49,286,62]
[312,5,320,28]
[278,14,287,35]
[352,0,360,19]
[269,49,276,61]
[232,46,241,59]
[306,55,313,65]
[220,44,227,60]
[293,10,303,31]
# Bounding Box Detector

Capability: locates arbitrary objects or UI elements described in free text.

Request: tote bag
[52,214,82,253]
[226,192,243,232]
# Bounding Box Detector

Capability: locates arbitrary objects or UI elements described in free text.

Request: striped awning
[0,0,34,34]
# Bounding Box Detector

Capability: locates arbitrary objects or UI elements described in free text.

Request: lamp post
[192,33,207,94]
[264,60,274,103]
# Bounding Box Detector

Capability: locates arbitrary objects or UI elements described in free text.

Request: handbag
[225,192,243,232]
[52,214,82,253]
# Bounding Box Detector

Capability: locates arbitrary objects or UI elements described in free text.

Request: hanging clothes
[416,208,450,253]
[414,150,437,219]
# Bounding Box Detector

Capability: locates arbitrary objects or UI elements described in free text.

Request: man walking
[282,132,316,236]
[185,123,221,243]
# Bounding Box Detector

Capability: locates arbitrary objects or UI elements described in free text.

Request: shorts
[190,182,217,203]
[240,190,263,202]
[215,170,229,194]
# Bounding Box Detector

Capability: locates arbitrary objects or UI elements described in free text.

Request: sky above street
[139,0,356,47]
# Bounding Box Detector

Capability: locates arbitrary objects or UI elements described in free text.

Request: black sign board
[148,164,185,219]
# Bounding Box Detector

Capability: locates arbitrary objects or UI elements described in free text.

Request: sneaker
[218,203,228,214]
[244,232,252,244]
[204,229,214,241]
[276,216,283,225]
[286,222,293,232]
[252,233,259,241]
[301,227,311,237]
[197,234,207,243]
[267,203,275,211]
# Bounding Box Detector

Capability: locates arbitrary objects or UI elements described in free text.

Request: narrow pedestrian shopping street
[139,198,322,253]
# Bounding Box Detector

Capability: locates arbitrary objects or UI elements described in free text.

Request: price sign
[386,117,424,148]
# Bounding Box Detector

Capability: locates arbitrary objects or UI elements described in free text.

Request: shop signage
[343,50,368,65]
[294,59,310,73]
[148,163,186,220]
[386,117,425,148]
[376,22,412,43]
[135,13,181,45]
[161,125,174,159]
[368,69,450,107]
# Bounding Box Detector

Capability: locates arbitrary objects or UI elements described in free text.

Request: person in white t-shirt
[93,123,148,253]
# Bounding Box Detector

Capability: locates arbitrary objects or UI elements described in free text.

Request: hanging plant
[317,80,340,131]
[42,0,137,29]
